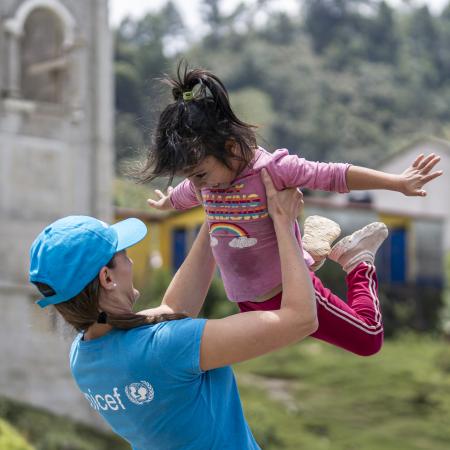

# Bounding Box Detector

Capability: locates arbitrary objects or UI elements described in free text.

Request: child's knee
[356,334,383,356]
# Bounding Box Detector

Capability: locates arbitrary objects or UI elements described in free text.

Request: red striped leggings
[238,262,383,356]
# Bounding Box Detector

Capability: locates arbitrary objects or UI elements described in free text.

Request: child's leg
[311,222,388,355]
[238,264,383,356]
[238,222,388,356]
[310,262,383,356]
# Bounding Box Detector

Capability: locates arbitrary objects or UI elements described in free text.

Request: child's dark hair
[139,62,257,183]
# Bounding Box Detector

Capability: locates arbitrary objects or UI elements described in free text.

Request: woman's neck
[83,323,113,340]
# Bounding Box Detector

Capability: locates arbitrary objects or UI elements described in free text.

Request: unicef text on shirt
[83,381,155,412]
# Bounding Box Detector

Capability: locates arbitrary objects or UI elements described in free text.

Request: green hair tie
[182,91,194,101]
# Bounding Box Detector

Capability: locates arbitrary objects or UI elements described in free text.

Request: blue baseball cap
[29,216,148,308]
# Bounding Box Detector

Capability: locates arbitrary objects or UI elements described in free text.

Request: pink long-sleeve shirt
[170,147,350,302]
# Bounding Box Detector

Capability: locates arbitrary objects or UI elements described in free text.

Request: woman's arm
[346,153,442,196]
[159,222,216,318]
[199,169,318,371]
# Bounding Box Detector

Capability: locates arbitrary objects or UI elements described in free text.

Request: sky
[109,0,450,28]
[109,0,299,31]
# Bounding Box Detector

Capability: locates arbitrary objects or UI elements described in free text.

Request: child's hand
[147,187,174,210]
[399,153,443,196]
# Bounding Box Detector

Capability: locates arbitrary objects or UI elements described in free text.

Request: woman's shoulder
[71,318,207,354]
[126,317,207,343]
[142,317,208,378]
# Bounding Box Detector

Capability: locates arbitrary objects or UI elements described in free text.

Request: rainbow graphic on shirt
[210,223,249,237]
[209,223,257,249]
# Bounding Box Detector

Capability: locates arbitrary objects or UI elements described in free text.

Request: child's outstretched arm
[346,153,443,196]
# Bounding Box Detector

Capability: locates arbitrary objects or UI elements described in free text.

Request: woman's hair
[35,256,185,332]
[138,61,258,184]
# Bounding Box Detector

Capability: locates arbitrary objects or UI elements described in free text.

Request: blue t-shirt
[69,318,261,450]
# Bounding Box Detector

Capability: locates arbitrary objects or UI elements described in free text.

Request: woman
[29,171,373,449]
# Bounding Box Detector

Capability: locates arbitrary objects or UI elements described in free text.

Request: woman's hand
[147,187,174,210]
[398,153,443,197]
[261,168,303,224]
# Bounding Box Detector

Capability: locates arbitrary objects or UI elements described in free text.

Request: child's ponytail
[139,61,257,183]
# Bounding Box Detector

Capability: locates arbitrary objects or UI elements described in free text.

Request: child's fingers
[147,199,159,208]
[412,154,424,168]
[167,186,174,195]
[420,155,441,174]
[154,189,166,199]
[416,153,435,170]
[421,170,443,185]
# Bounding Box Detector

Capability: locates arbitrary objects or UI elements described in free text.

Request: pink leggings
[238,262,383,356]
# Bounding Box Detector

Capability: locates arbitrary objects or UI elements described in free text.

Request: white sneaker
[329,222,388,273]
[302,216,341,271]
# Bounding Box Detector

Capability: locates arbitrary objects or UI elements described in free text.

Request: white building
[330,136,448,287]
[0,0,113,426]
[372,136,450,251]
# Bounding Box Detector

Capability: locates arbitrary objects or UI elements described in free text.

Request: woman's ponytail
[50,257,186,332]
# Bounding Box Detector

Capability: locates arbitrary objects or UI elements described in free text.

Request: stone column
[5,30,21,98]
[90,0,114,222]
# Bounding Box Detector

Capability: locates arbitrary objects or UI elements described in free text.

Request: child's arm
[147,179,202,211]
[160,222,216,318]
[266,150,350,193]
[346,153,443,196]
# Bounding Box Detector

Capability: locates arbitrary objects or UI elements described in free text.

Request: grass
[0,397,129,450]
[0,418,35,450]
[235,333,450,450]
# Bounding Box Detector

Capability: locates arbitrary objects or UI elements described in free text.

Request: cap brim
[111,218,148,252]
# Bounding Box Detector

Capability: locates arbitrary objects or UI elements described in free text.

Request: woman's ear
[98,266,115,291]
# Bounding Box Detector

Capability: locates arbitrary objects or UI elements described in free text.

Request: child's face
[183,156,240,190]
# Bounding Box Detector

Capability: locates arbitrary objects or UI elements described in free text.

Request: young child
[141,65,442,356]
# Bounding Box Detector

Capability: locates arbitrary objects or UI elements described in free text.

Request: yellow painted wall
[159,207,205,270]
[117,208,417,286]
[115,213,155,289]
[115,207,205,286]
[378,214,411,229]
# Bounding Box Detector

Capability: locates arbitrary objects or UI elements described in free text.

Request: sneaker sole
[303,216,341,258]
[329,222,388,263]
[304,216,341,236]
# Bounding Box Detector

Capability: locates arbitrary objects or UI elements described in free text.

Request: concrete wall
[0,282,105,426]
[0,0,113,428]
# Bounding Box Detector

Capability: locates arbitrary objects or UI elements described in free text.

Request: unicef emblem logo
[125,381,155,405]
